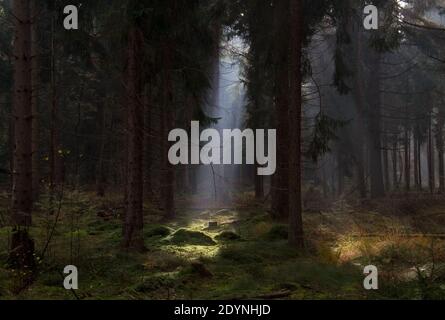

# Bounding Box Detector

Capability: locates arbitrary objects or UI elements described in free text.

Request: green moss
[166,229,216,246]
[144,225,172,238]
[133,272,180,293]
[264,224,288,240]
[215,231,242,241]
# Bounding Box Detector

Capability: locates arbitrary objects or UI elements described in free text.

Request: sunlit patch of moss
[165,229,216,246]
[163,244,220,260]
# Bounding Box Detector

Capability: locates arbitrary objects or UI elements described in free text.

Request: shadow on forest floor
[1,190,445,299]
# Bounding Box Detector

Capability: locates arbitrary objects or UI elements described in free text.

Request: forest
[1,0,445,300]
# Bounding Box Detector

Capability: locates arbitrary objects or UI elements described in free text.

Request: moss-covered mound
[167,229,216,246]
[145,225,172,238]
[215,231,242,241]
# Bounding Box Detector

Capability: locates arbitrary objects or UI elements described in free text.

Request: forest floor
[1,190,445,300]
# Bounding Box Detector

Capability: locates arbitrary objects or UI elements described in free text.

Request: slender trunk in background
[49,12,63,209]
[352,21,367,199]
[383,131,390,192]
[255,164,264,199]
[392,137,398,190]
[161,42,175,219]
[414,133,419,189]
[368,52,385,198]
[122,27,145,251]
[9,0,36,279]
[96,103,106,197]
[436,111,444,193]
[418,138,422,189]
[288,0,304,249]
[271,0,290,220]
[337,149,344,196]
[404,121,410,192]
[31,0,40,202]
[143,83,153,200]
[428,112,435,194]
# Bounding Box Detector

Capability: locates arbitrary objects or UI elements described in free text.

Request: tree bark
[428,112,435,194]
[9,0,36,276]
[96,103,106,197]
[160,42,175,219]
[122,27,145,251]
[437,111,445,193]
[392,137,399,190]
[368,52,385,198]
[288,0,304,249]
[404,121,410,192]
[351,20,367,199]
[271,0,290,220]
[255,164,264,200]
[31,0,40,202]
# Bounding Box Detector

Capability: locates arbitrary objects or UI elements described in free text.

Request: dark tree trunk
[288,0,304,249]
[383,131,390,192]
[96,103,106,197]
[255,164,264,200]
[414,133,419,189]
[428,112,435,194]
[160,43,175,219]
[437,112,445,193]
[271,0,290,220]
[392,137,399,190]
[49,12,63,207]
[31,0,40,202]
[418,138,422,190]
[337,149,344,196]
[404,122,410,192]
[9,0,36,278]
[368,52,385,198]
[351,21,367,199]
[143,83,154,200]
[122,27,145,251]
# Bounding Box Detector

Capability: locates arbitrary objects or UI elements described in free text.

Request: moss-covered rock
[145,225,172,238]
[167,229,216,246]
[215,231,242,241]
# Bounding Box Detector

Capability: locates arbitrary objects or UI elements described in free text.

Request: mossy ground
[1,191,445,299]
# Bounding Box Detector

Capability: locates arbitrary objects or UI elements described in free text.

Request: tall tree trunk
[418,137,422,190]
[122,27,145,251]
[368,52,385,198]
[96,103,106,197]
[271,0,290,220]
[288,0,304,248]
[9,0,36,279]
[404,122,410,192]
[143,83,153,200]
[255,163,264,200]
[383,130,390,192]
[161,43,175,219]
[49,11,63,209]
[31,0,39,202]
[392,137,399,190]
[437,111,445,193]
[337,149,344,196]
[414,133,419,189]
[351,20,367,199]
[428,112,435,194]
